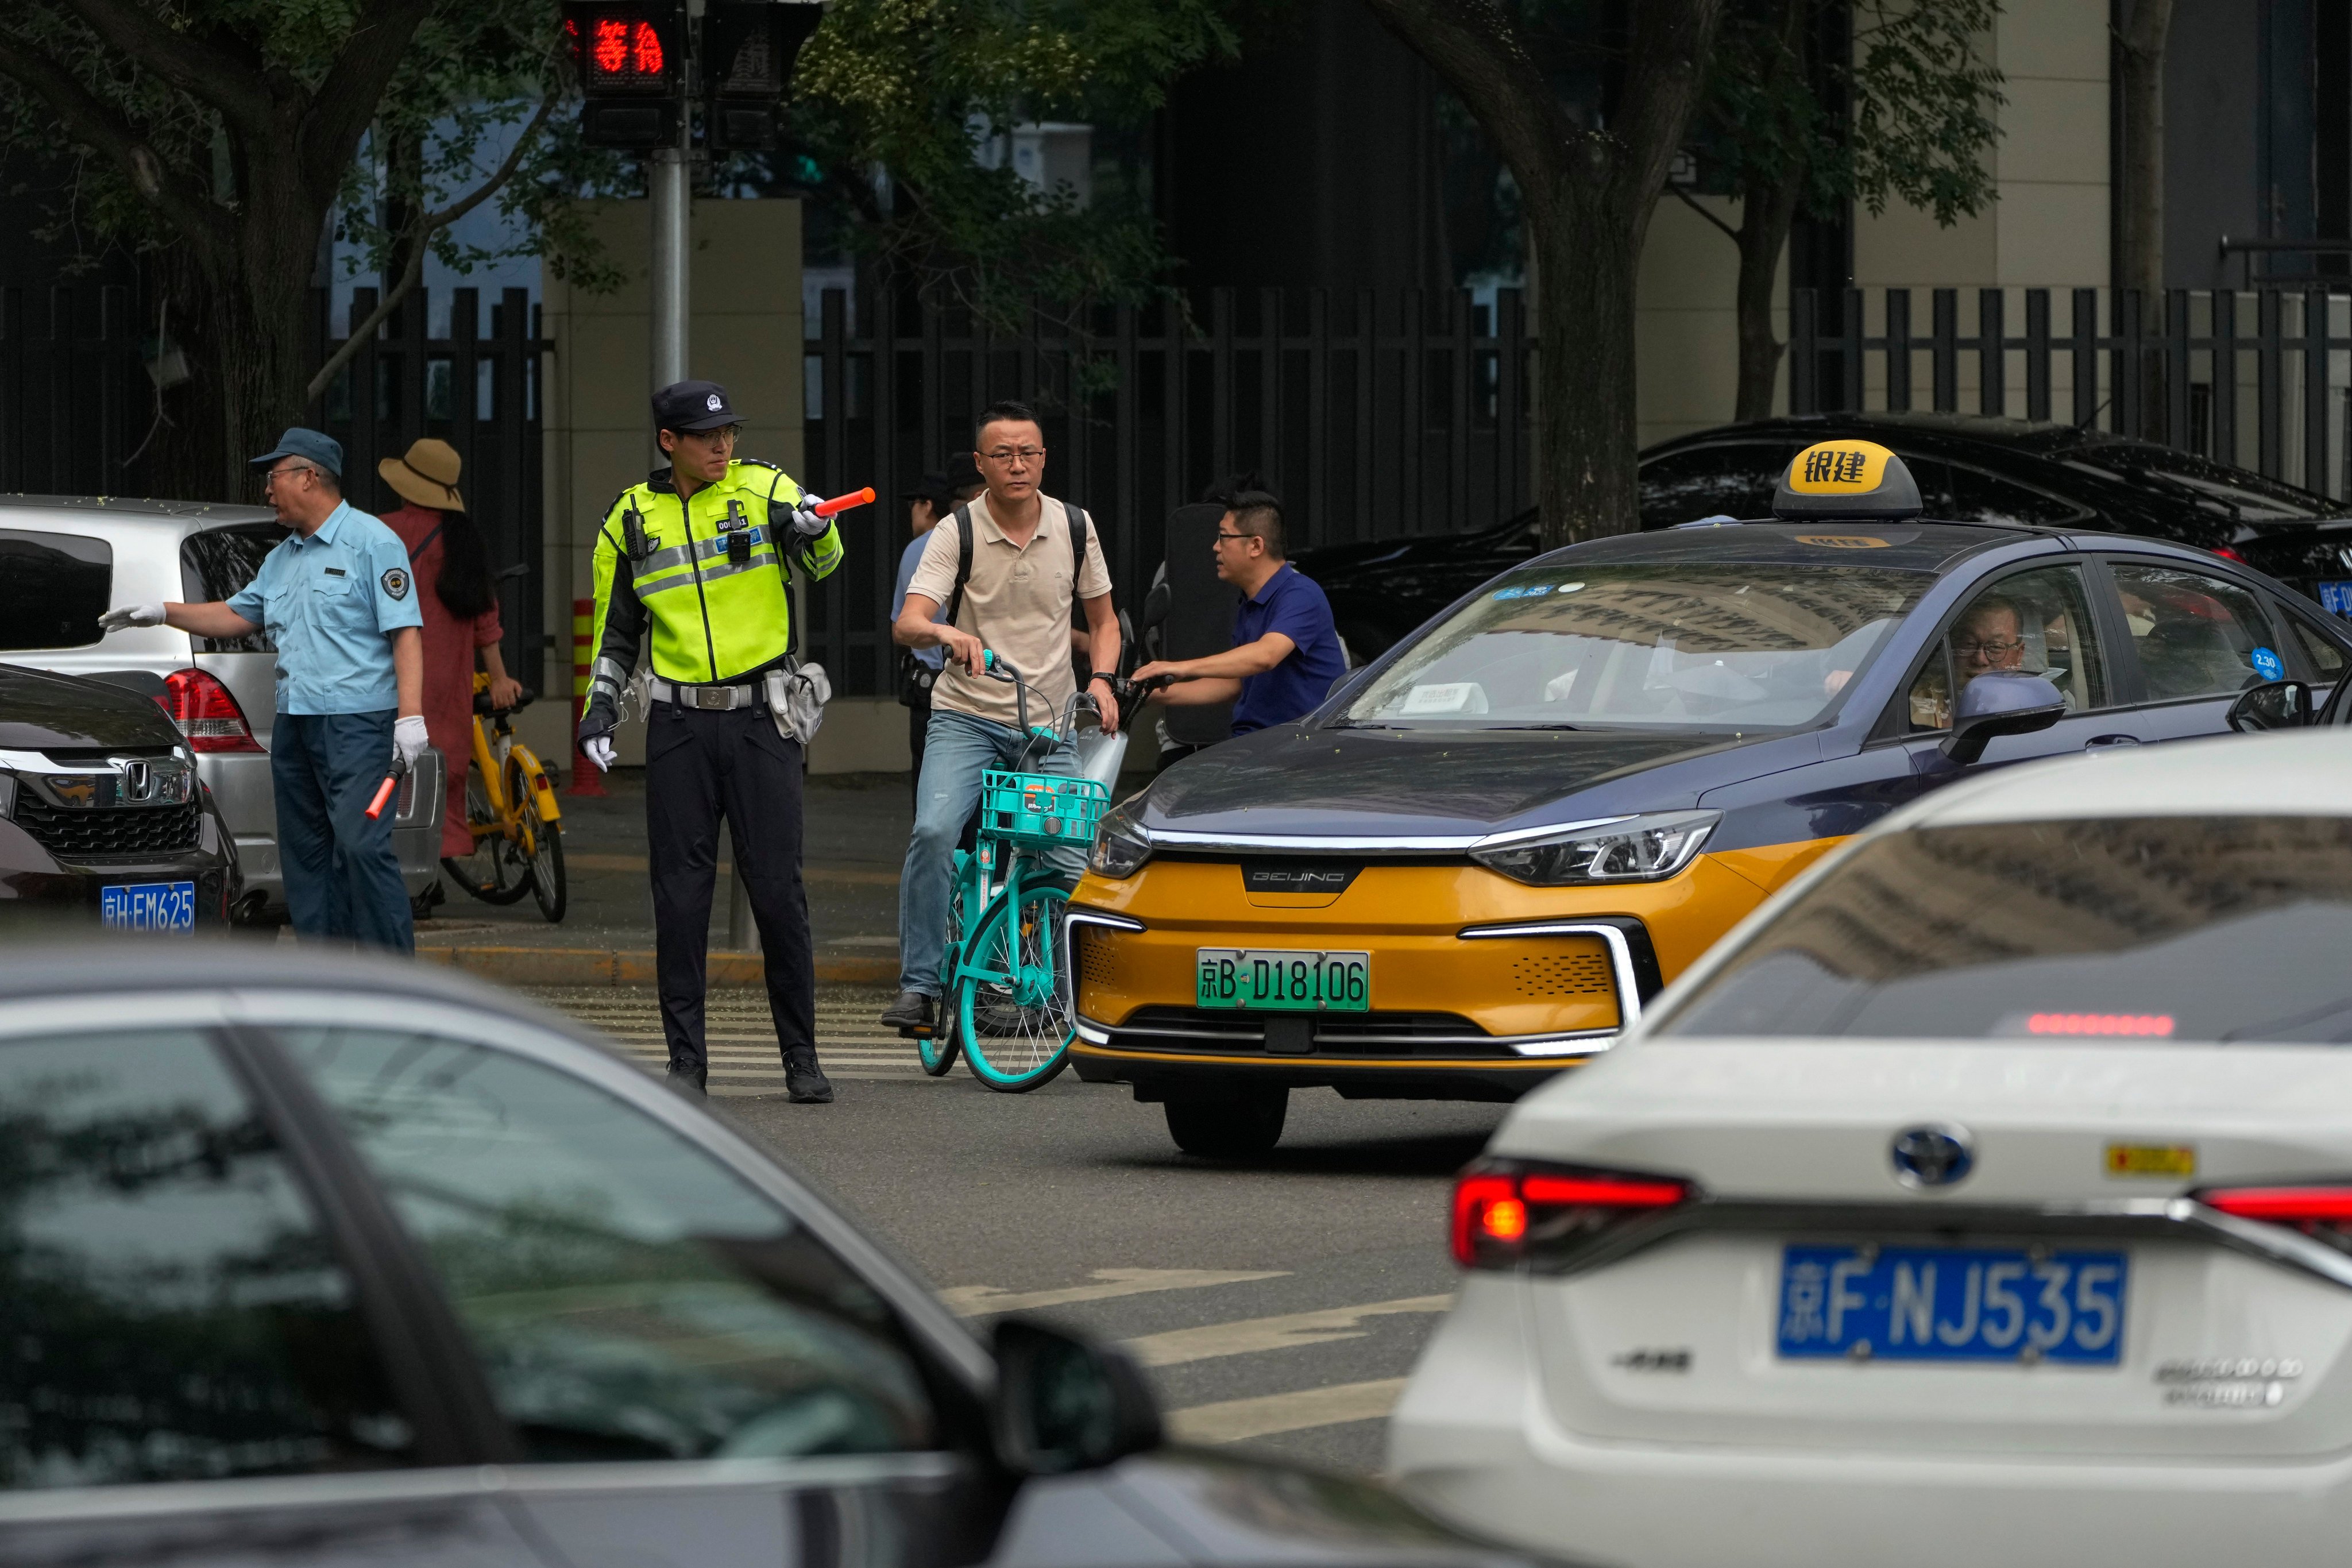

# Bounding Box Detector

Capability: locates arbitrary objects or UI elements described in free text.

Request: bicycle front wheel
[957,878,1073,1093]
[441,773,532,905]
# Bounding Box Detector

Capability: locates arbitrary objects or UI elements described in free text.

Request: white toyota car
[1391,706,2352,1568]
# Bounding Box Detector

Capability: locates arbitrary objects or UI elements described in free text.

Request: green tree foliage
[793,0,1242,329]
[1688,0,2005,418]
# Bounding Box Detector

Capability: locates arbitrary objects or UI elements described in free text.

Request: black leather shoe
[879,989,935,1033]
[785,1056,835,1104]
[665,1067,708,1097]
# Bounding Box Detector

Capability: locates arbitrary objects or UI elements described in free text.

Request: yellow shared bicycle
[441,673,567,921]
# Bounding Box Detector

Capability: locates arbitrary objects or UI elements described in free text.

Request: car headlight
[1469,810,1720,886]
[1089,797,1154,879]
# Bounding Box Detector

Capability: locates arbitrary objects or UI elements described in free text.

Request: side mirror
[991,1317,1161,1476]
[1941,673,2066,766]
[2227,678,2313,733]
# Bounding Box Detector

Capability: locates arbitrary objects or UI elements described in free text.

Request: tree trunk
[1357,0,1724,546]
[2117,0,2173,443]
[1733,172,1805,421]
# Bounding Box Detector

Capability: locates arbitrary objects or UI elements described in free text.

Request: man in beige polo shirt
[881,400,1121,1034]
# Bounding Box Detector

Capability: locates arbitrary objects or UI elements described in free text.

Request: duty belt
[649,678,763,712]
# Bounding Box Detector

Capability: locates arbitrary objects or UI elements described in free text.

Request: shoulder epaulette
[735,456,782,473]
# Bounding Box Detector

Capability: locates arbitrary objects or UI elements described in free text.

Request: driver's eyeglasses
[980,446,1045,464]
[1952,638,2023,657]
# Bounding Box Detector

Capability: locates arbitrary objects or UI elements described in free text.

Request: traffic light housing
[704,1,825,152]
[562,1,687,150]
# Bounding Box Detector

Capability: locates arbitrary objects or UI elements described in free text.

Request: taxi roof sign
[1771,439,1923,522]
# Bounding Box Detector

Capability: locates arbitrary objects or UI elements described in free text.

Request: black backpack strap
[943,504,975,631]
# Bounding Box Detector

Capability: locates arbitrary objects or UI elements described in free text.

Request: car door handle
[2083,733,2141,750]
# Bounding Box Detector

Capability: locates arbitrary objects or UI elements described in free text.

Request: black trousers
[646,702,818,1083]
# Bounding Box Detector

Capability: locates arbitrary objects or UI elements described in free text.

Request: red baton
[811,486,876,518]
[365,756,407,821]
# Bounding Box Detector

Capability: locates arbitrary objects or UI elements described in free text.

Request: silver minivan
[0,495,443,918]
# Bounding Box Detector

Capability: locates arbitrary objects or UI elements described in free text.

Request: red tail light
[1451,1161,1694,1269]
[2212,546,2246,562]
[2197,1184,2352,1250]
[160,669,264,754]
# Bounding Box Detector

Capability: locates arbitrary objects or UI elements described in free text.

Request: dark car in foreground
[1300,412,2352,656]
[0,947,1557,1568]
[0,662,238,928]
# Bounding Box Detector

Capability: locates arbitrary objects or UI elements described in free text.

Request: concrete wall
[1636,193,1788,449]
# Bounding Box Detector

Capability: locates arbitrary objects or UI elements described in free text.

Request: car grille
[1510,951,1613,997]
[1111,1005,1519,1057]
[14,798,202,861]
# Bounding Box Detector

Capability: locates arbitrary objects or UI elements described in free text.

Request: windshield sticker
[1793,534,1890,549]
[1400,682,1490,715]
[1491,584,1554,601]
[2250,646,2285,681]
[1556,581,1585,594]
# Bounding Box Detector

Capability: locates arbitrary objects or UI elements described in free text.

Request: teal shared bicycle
[916,652,1127,1092]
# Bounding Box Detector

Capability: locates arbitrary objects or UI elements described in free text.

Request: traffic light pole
[648,115,690,389]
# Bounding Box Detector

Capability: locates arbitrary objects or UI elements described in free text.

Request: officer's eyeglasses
[980,446,1045,465]
[681,424,740,446]
[1952,637,2023,658]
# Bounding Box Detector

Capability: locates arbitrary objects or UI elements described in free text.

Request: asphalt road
[527,983,1506,1474]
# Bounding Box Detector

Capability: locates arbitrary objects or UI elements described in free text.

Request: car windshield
[1658,815,2352,1042]
[1338,562,1933,731]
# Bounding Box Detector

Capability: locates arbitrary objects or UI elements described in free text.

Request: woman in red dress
[376,439,523,862]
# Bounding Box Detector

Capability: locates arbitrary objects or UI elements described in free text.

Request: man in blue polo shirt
[99,427,427,951]
[1133,488,1346,735]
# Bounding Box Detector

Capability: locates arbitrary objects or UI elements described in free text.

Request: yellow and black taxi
[1068,442,2352,1156]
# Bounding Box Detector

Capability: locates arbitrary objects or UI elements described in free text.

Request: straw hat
[379,438,466,513]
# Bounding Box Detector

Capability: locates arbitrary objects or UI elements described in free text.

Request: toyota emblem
[1890,1123,1974,1188]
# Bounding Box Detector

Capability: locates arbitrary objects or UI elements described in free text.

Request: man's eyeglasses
[980,446,1045,464]
[1952,638,2023,658]
[263,463,319,487]
[1213,531,1250,544]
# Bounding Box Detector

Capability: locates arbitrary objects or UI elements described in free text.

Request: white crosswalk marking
[1164,1378,1410,1445]
[1122,1295,1452,1368]
[530,986,926,1081]
[940,1268,1292,1318]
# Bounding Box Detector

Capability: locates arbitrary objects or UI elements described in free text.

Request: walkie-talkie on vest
[723,498,752,566]
[622,501,653,562]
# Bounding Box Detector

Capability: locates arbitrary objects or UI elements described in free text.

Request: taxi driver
[1952,596,2026,688]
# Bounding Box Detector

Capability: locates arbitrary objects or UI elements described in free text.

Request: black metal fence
[797,287,1538,697]
[0,281,148,495]
[1790,287,2352,500]
[311,285,553,689]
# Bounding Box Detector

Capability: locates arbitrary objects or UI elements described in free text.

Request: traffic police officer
[98,427,428,949]
[579,380,845,1102]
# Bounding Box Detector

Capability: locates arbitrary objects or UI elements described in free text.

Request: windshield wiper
[1484,723,1582,731]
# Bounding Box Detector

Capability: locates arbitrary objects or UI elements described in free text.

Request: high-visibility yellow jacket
[581,458,843,733]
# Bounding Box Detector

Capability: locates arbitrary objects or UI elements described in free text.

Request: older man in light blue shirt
[100,428,426,951]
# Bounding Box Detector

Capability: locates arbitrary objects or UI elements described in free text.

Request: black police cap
[652,380,741,432]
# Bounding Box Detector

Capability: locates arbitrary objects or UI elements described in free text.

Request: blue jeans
[898,709,1081,995]
[273,710,414,953]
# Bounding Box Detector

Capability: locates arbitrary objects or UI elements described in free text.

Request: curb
[416,945,898,987]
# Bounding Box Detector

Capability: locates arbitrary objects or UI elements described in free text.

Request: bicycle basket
[980,769,1108,848]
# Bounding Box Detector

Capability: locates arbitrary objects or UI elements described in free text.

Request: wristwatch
[1089,671,1115,685]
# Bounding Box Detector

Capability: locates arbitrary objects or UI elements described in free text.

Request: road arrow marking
[1122,1295,1452,1368]
[1164,1378,1409,1445]
[940,1268,1289,1317]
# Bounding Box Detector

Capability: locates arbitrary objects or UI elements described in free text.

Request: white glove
[98,603,167,633]
[583,734,616,772]
[789,499,832,539]
[393,715,430,771]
